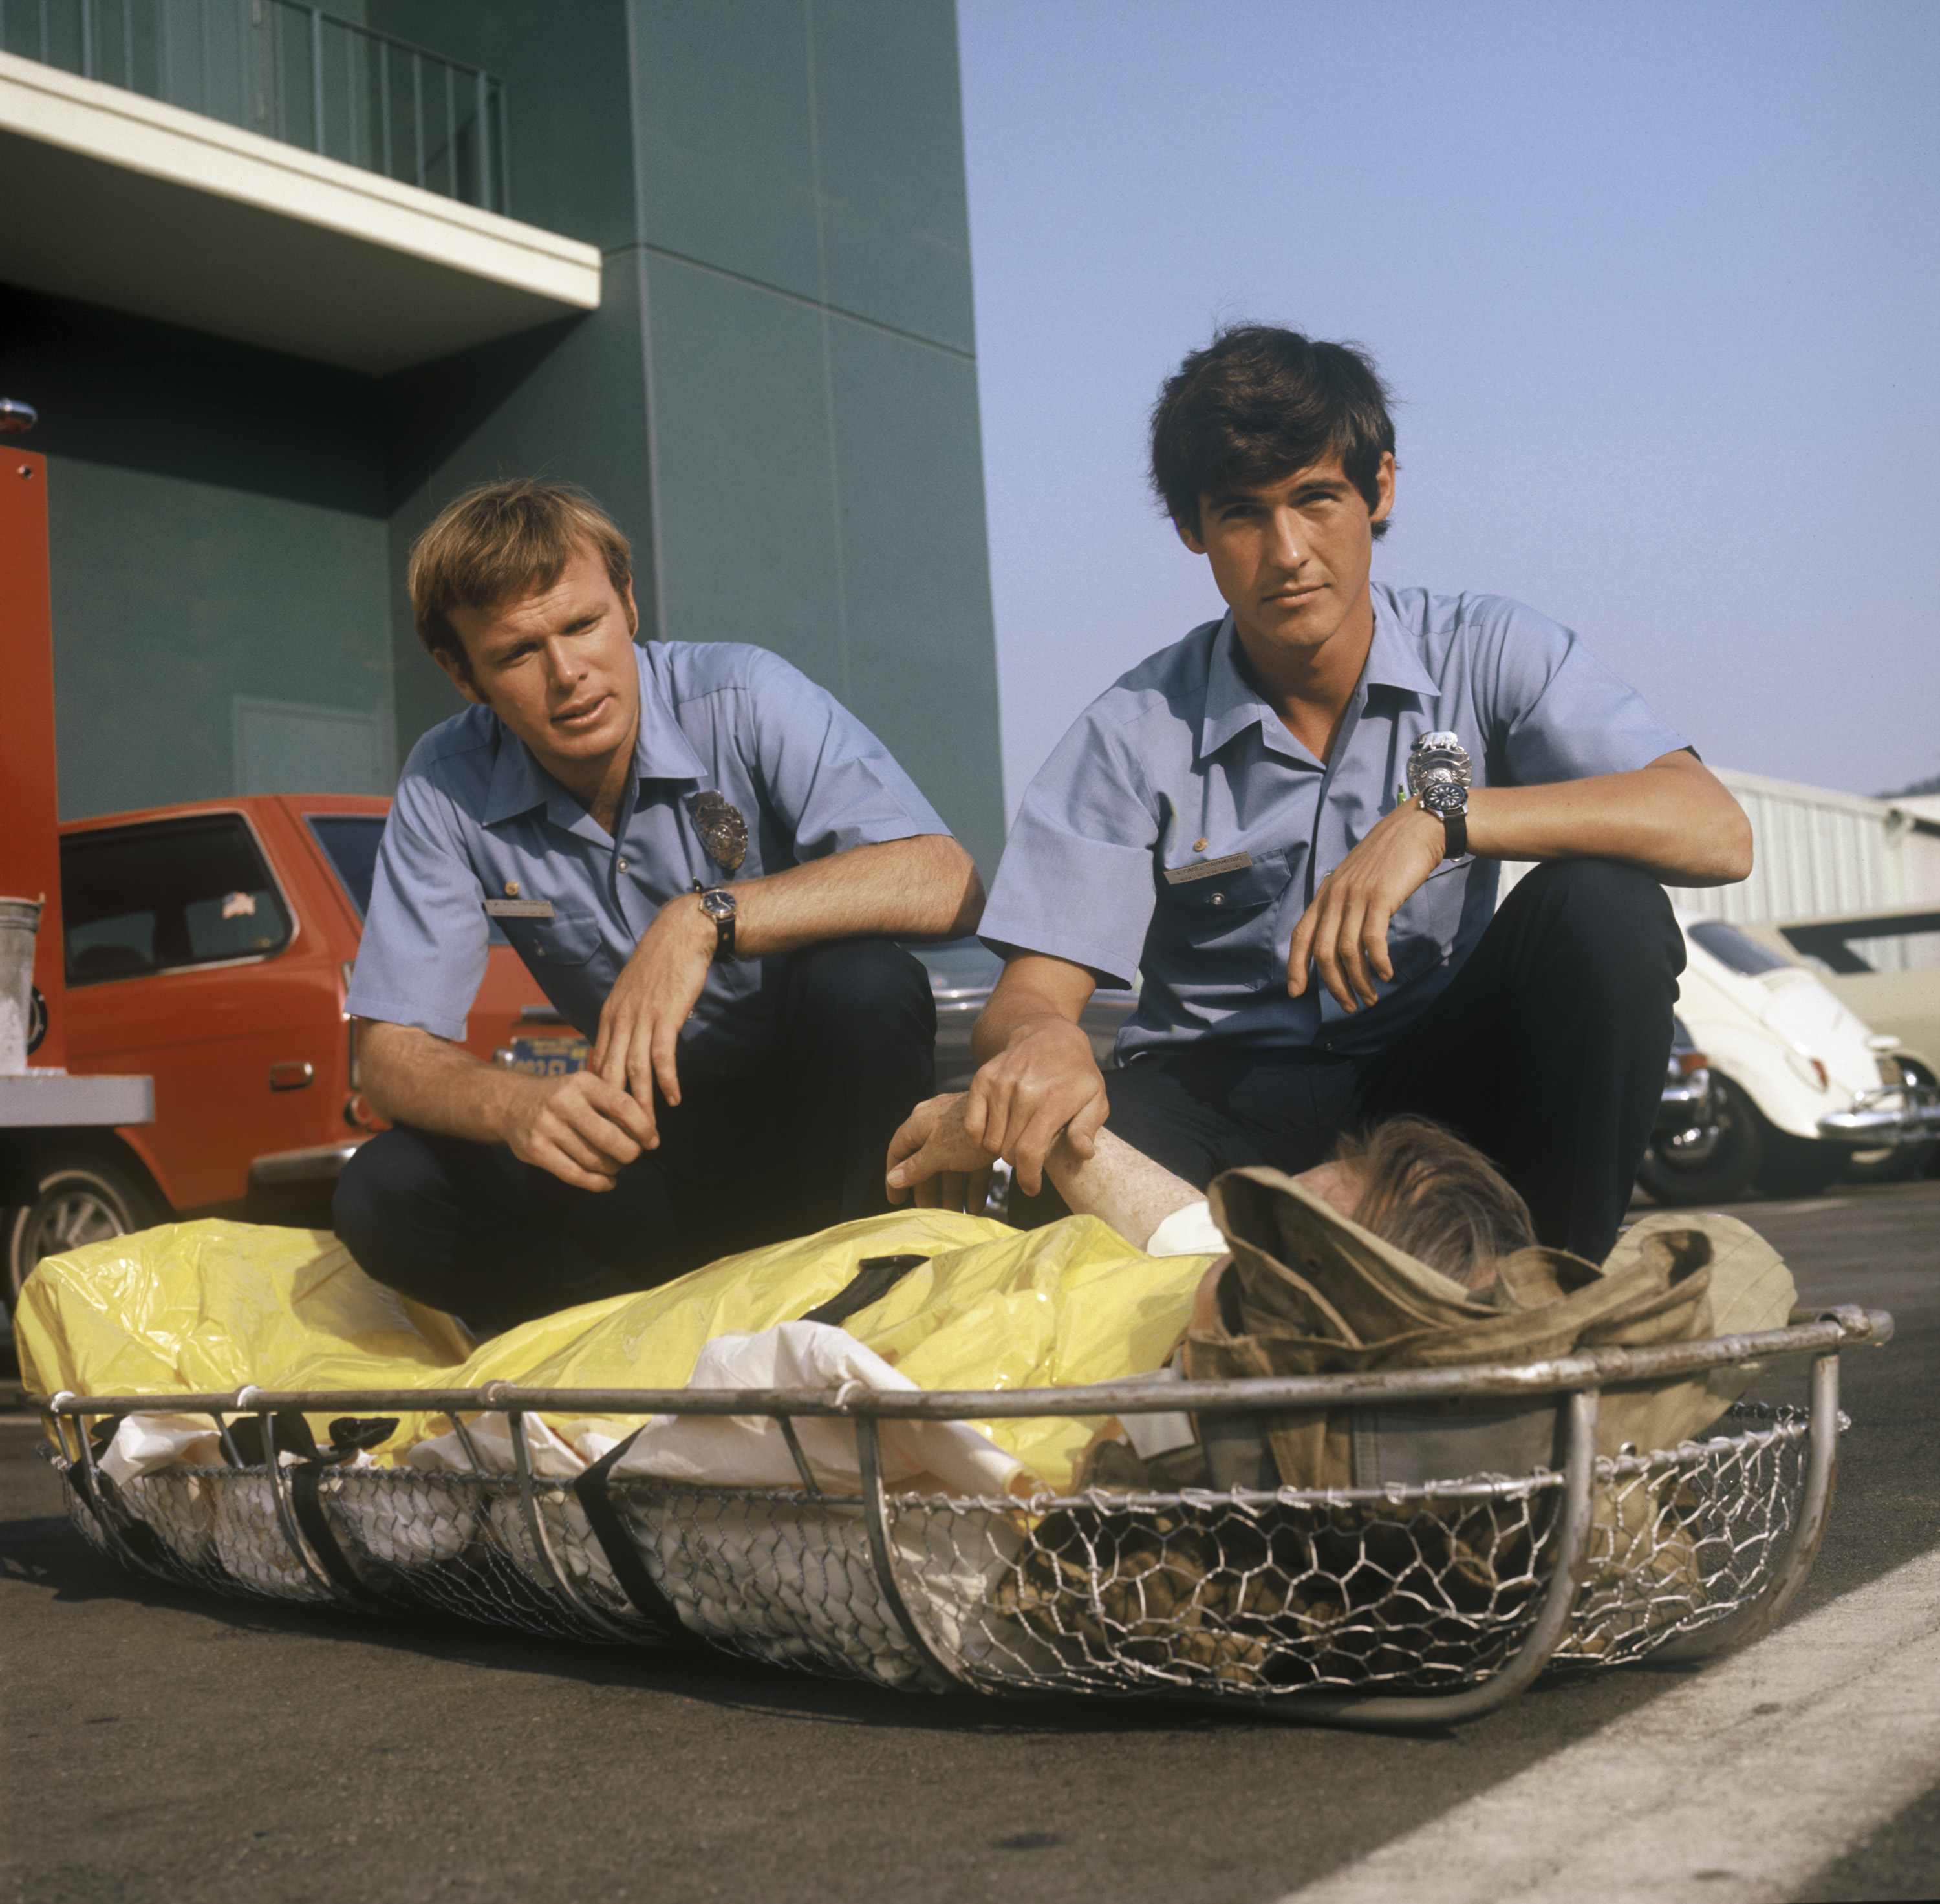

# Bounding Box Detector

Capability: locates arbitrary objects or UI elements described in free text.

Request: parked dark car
[912,938,1138,1092]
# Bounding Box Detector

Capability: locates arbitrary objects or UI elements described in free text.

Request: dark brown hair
[407,480,634,671]
[1337,1116,1535,1290]
[1150,326,1397,538]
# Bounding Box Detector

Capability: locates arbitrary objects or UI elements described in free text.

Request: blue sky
[956,0,1940,816]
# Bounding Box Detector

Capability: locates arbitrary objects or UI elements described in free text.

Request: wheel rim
[1659,1118,1722,1166]
[22,1187,129,1265]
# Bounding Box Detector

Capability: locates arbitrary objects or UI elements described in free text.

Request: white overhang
[0,49,601,376]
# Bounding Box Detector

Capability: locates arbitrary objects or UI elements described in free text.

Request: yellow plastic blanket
[16,1212,1215,1492]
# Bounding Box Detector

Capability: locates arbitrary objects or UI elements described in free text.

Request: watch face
[700,891,736,921]
[1423,781,1467,817]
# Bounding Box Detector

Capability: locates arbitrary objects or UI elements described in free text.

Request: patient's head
[1308,1116,1535,1290]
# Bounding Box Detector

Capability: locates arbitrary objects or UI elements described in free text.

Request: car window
[305,811,509,946]
[1687,920,1793,978]
[62,815,292,984]
[306,815,386,919]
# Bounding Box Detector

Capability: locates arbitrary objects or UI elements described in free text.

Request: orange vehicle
[3,793,570,1303]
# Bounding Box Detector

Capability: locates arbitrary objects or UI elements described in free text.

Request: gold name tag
[1162,851,1253,885]
[484,899,555,919]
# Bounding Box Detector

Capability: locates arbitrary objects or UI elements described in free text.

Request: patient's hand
[885,1093,995,1214]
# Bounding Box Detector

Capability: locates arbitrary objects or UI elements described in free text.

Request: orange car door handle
[268,1062,314,1091]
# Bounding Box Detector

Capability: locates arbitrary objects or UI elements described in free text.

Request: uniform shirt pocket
[497,908,604,969]
[1148,850,1297,996]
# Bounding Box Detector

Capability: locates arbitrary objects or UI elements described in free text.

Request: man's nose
[1266,508,1307,569]
[541,637,587,685]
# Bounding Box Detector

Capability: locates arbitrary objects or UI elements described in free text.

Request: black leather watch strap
[1421,787,1468,861]
[700,888,737,962]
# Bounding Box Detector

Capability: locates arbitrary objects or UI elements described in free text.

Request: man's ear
[1369,452,1397,526]
[623,577,640,639]
[1174,512,1209,556]
[431,642,486,706]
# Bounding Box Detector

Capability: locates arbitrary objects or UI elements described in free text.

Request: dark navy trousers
[1009,860,1685,1265]
[333,938,935,1331]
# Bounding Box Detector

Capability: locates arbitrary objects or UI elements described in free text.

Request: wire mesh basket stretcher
[36,1303,1891,1731]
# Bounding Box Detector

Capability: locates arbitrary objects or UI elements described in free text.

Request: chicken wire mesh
[46,1401,1817,1702]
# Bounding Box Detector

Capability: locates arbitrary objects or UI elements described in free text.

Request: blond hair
[1337,1115,1536,1289]
[407,480,633,669]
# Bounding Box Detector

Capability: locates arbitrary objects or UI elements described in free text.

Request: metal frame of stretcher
[34,1304,1893,1732]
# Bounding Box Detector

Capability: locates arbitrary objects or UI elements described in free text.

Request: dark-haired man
[334,480,982,1329]
[964,327,1751,1264]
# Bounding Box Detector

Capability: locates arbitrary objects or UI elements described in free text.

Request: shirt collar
[481,645,708,828]
[1363,589,1439,697]
[1198,595,1439,759]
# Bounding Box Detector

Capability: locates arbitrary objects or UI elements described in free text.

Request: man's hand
[500,1068,659,1191]
[356,1019,658,1192]
[885,1092,993,1212]
[964,953,1108,1197]
[589,893,717,1139]
[963,1017,1108,1197]
[1288,798,1446,1011]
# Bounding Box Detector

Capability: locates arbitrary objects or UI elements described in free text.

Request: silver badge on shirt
[689,790,749,875]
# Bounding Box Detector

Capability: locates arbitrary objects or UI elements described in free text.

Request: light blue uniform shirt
[348,641,950,1076]
[979,587,1690,1061]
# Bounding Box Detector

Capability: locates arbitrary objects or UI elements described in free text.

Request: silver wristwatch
[696,886,738,961]
[1406,731,1472,861]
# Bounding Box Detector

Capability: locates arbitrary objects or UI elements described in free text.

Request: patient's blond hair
[1337,1116,1535,1289]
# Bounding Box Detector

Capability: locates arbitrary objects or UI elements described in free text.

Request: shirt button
[504,880,520,897]
[1193,837,1209,853]
[617,859,628,873]
[1209,892,1225,906]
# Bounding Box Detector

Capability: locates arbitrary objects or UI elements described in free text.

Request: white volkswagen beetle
[1639,911,1940,1204]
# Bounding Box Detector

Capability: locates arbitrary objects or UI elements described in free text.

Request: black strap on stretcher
[66,1422,173,1578]
[799,1253,931,1326]
[572,1431,712,1653]
[288,1460,404,1614]
[567,1253,932,1650]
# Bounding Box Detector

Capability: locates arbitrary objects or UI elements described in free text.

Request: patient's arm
[1042,1128,1202,1251]
[887,1092,1201,1250]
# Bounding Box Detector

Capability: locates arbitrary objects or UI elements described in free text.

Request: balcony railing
[3,0,509,213]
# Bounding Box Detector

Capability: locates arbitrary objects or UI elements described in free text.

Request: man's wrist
[1412,792,1466,861]
[645,891,720,963]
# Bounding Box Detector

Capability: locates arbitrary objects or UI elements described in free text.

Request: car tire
[1842,1138,1939,1185]
[1750,1124,1848,1199]
[1846,1058,1940,1182]
[4,1150,158,1311]
[1637,1076,1761,1206]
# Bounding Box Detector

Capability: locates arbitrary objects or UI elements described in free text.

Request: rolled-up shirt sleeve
[345,755,491,1042]
[1483,603,1691,784]
[740,651,951,859]
[978,711,1161,987]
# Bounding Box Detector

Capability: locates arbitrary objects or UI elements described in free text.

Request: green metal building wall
[5,289,396,819]
[8,0,1007,875]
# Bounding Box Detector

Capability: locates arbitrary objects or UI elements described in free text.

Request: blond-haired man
[335,482,982,1329]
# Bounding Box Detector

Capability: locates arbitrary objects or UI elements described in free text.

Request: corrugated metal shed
[1498,769,1940,923]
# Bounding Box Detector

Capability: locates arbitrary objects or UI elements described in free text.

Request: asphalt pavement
[3,1179,1935,1904]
